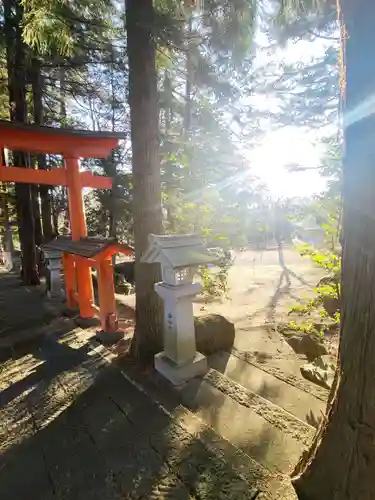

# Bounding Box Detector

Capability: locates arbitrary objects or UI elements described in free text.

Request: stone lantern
[142,234,217,385]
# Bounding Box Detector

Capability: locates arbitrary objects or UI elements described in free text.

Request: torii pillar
[64,156,94,320]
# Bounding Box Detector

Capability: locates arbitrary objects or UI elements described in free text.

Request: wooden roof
[0,120,126,158]
[43,236,133,258]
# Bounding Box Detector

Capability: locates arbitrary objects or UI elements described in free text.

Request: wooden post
[98,258,117,331]
[62,252,76,309]
[65,157,94,318]
[65,157,87,239]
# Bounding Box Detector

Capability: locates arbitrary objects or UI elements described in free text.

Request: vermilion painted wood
[0,123,122,158]
[62,254,76,310]
[94,244,133,262]
[0,166,112,189]
[65,157,95,318]
[0,120,123,331]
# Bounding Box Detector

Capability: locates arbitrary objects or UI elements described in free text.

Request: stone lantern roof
[141,234,216,269]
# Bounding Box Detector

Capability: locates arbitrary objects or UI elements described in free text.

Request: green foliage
[198,263,230,299]
[290,136,342,326]
[299,244,340,280]
[275,0,336,43]
[291,241,341,327]
[22,0,115,56]
[2,0,338,271]
[286,320,319,335]
[289,298,321,316]
[156,0,270,250]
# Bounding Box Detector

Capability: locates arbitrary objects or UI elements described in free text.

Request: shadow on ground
[1,330,262,500]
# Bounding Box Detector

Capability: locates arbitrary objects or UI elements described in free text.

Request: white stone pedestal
[2,251,13,271]
[155,351,207,386]
[154,281,207,385]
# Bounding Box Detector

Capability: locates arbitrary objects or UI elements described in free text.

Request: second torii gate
[0,120,125,324]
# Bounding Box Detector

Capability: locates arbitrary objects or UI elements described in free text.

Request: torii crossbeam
[0,120,126,324]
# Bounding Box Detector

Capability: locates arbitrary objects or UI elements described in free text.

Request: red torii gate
[0,120,127,328]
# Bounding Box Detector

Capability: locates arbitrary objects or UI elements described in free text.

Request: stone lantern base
[154,351,207,386]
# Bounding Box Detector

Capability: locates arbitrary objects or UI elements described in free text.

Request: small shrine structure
[44,236,133,332]
[142,234,217,385]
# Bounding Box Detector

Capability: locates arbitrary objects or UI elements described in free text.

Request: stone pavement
[0,268,62,349]
[0,267,297,500]
[0,334,290,500]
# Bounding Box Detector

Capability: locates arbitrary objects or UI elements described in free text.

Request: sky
[247,31,338,199]
[250,127,327,198]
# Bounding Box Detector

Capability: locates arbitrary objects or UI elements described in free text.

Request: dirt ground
[194,246,324,324]
[116,244,330,372]
[118,245,324,326]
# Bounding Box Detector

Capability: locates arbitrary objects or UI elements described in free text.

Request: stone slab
[95,329,124,345]
[179,375,306,473]
[75,316,101,329]
[209,350,325,426]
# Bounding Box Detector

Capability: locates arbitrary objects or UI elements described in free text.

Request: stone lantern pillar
[142,234,217,385]
[43,249,62,298]
[2,227,14,270]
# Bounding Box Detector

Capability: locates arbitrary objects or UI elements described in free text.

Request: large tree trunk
[126,0,164,360]
[4,0,39,285]
[292,1,375,499]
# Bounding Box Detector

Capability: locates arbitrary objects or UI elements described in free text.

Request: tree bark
[292,1,375,498]
[52,202,59,235]
[184,15,193,138]
[4,0,39,285]
[31,56,54,242]
[0,180,10,258]
[59,67,67,125]
[109,62,118,240]
[31,183,43,246]
[126,0,164,361]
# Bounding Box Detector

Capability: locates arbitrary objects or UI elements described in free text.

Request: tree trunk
[108,181,118,240]
[109,63,118,240]
[52,202,59,236]
[126,0,164,361]
[184,15,193,138]
[40,180,54,240]
[31,183,43,246]
[31,56,54,242]
[4,0,38,285]
[59,67,67,125]
[0,181,10,258]
[292,1,375,498]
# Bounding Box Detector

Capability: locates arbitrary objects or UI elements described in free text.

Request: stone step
[0,318,300,499]
[177,368,314,475]
[230,341,328,403]
[114,355,300,499]
[209,349,326,428]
